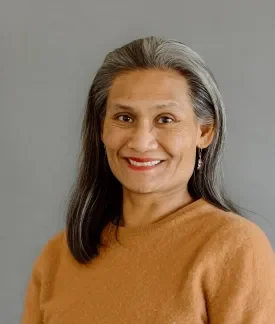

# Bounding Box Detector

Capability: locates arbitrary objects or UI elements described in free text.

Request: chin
[124,184,159,194]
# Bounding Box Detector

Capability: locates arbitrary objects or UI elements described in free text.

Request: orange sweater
[21,198,275,323]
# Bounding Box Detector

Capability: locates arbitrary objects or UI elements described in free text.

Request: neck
[120,187,194,227]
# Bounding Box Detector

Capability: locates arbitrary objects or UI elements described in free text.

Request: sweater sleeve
[21,254,44,324]
[206,221,275,323]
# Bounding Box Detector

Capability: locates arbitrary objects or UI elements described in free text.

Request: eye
[157,116,174,124]
[117,115,133,123]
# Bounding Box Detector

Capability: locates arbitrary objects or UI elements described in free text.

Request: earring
[197,148,203,170]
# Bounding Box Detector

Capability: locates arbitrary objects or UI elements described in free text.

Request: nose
[127,121,158,153]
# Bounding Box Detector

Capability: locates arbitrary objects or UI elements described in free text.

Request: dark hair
[66,36,246,264]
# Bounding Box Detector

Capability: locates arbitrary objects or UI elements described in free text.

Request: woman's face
[101,68,213,194]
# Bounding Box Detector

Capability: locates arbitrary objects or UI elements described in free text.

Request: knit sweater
[21,198,275,323]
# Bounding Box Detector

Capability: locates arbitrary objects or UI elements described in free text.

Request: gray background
[1,0,274,322]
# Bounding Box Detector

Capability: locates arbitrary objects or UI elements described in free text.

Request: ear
[196,123,215,149]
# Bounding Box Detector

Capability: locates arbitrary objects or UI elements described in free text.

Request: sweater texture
[21,198,275,323]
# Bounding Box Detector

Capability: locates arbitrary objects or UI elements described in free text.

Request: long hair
[66,36,246,264]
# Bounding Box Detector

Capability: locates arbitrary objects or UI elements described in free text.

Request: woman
[21,36,275,323]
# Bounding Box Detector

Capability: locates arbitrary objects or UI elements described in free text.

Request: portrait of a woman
[21,36,275,323]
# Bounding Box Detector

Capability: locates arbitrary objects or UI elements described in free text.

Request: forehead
[106,69,191,107]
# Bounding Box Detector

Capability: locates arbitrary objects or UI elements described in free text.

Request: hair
[66,36,247,264]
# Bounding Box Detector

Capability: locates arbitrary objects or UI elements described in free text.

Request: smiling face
[101,68,214,194]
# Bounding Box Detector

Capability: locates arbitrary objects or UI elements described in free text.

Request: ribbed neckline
[102,198,207,246]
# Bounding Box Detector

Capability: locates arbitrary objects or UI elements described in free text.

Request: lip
[125,157,164,162]
[124,157,164,171]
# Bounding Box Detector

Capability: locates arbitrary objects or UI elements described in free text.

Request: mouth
[124,158,165,171]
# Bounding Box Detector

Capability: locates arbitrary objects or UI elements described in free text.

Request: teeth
[128,159,161,167]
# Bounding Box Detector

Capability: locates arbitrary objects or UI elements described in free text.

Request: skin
[101,68,214,227]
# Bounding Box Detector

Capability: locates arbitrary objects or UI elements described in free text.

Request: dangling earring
[197,147,203,170]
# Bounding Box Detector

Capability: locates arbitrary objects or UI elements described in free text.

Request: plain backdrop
[0,0,274,322]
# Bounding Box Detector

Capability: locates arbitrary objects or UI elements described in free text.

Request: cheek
[162,129,196,156]
[165,131,198,179]
[102,125,125,151]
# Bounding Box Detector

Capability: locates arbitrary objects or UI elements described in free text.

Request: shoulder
[202,205,275,319]
[202,200,274,259]
[41,229,66,257]
[32,229,68,276]
[225,214,275,260]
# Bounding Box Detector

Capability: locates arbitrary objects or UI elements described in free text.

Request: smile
[128,159,161,166]
[125,158,164,171]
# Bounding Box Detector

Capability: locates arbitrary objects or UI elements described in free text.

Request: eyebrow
[111,101,180,111]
